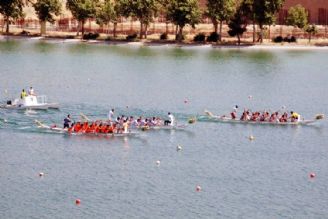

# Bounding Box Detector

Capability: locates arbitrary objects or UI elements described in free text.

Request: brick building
[200,0,328,25]
[279,0,328,25]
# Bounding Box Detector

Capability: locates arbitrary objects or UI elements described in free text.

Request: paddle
[80,113,91,122]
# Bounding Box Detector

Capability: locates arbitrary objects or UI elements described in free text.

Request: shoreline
[1,33,328,50]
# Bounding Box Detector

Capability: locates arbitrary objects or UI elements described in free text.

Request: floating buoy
[4,89,8,94]
[184,99,188,104]
[156,160,160,166]
[196,185,202,192]
[248,95,253,100]
[177,145,182,151]
[75,199,81,205]
[249,135,255,141]
[310,172,316,178]
[188,117,196,124]
[39,172,44,177]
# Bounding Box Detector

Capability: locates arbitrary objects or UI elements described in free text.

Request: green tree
[119,0,158,39]
[167,0,201,42]
[205,0,235,41]
[305,24,317,43]
[66,0,99,37]
[228,4,248,45]
[253,0,284,43]
[0,0,25,34]
[96,0,121,38]
[33,0,61,35]
[286,4,308,29]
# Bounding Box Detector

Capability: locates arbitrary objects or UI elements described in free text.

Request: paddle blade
[204,110,214,117]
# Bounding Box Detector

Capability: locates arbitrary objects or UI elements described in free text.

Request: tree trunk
[219,20,223,42]
[252,19,256,43]
[268,25,271,41]
[5,17,10,34]
[177,26,183,42]
[40,21,46,35]
[308,33,311,43]
[165,22,169,35]
[81,20,85,37]
[212,18,218,34]
[76,21,80,36]
[140,22,144,39]
[113,22,117,38]
[237,34,240,45]
[144,24,148,39]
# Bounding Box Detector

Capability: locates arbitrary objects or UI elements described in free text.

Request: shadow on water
[32,41,57,53]
[0,39,22,52]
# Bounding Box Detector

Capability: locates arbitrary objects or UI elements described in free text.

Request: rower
[108,108,114,121]
[164,112,175,126]
[20,89,27,99]
[63,114,72,129]
[122,119,129,133]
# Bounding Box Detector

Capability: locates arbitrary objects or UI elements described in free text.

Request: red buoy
[196,185,201,192]
[310,173,316,178]
[75,199,81,205]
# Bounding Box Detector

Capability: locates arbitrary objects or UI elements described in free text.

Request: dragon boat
[204,110,324,126]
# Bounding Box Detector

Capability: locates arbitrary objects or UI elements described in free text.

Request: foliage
[126,33,138,41]
[0,0,25,33]
[119,0,158,39]
[304,24,318,42]
[96,0,116,26]
[66,0,99,35]
[272,35,296,43]
[193,33,206,42]
[286,4,308,29]
[167,0,201,42]
[228,4,248,45]
[252,0,284,42]
[33,0,61,23]
[272,35,283,42]
[82,32,99,40]
[206,32,220,42]
[160,32,168,40]
[205,0,235,40]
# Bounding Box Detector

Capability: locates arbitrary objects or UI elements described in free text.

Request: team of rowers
[230,106,301,122]
[61,109,176,134]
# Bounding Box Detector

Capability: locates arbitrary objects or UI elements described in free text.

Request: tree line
[0,0,318,43]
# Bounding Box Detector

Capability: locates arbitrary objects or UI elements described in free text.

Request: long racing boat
[34,120,138,137]
[204,110,324,126]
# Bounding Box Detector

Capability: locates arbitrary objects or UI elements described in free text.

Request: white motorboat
[0,95,59,110]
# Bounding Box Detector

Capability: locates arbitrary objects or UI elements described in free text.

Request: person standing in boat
[28,87,35,96]
[164,112,175,126]
[108,108,114,121]
[20,89,27,99]
[231,105,238,119]
[63,114,72,129]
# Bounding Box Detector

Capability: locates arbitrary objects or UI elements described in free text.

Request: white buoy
[249,135,255,141]
[196,185,202,192]
[4,89,8,94]
[177,145,182,151]
[156,160,160,166]
[39,172,44,177]
[248,95,253,99]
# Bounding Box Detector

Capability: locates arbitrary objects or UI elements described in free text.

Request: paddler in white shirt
[164,112,175,126]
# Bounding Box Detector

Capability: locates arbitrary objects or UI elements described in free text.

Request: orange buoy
[310,173,316,178]
[196,185,201,192]
[75,199,81,205]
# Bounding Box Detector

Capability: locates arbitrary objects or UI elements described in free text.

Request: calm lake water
[1,38,328,218]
